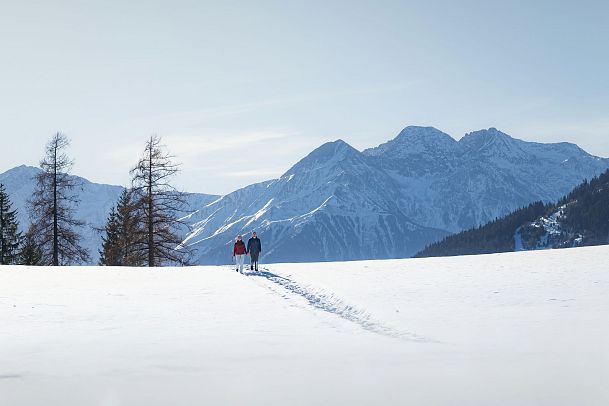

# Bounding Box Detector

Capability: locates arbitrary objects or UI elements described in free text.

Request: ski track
[245,267,432,343]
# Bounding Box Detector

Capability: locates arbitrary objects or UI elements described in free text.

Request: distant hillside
[415,169,609,258]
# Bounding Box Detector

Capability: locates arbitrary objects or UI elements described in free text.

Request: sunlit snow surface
[2,246,608,405]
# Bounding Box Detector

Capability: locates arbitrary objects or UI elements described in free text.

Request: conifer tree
[99,189,146,266]
[20,225,43,266]
[130,136,190,266]
[99,205,120,266]
[0,183,22,265]
[28,133,89,265]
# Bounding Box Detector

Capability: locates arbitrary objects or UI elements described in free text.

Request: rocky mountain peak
[284,139,363,176]
[459,128,516,150]
[364,126,458,158]
[395,126,456,142]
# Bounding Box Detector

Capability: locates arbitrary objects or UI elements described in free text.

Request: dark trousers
[250,252,259,270]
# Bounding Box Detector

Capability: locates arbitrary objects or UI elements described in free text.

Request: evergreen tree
[559,169,609,245]
[28,133,90,265]
[130,136,190,266]
[99,205,120,266]
[0,183,23,264]
[20,225,43,266]
[99,189,146,266]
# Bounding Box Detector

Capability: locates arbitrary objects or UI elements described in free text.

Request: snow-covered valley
[2,246,608,405]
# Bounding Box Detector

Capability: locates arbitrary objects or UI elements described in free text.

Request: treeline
[556,169,609,245]
[415,168,609,258]
[414,201,547,258]
[0,133,190,267]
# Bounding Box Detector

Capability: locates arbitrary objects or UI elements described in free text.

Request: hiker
[247,231,262,272]
[233,235,247,274]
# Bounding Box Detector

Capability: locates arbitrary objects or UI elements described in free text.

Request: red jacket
[233,240,247,255]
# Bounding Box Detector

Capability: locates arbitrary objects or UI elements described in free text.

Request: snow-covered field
[2,246,608,406]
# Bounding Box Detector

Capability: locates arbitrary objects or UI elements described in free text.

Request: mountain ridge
[415,168,609,258]
[180,126,609,264]
[2,126,608,265]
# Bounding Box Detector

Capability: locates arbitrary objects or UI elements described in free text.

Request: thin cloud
[164,130,291,156]
[111,81,420,134]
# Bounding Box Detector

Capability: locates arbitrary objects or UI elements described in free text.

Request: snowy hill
[2,246,608,405]
[183,127,609,264]
[0,165,218,263]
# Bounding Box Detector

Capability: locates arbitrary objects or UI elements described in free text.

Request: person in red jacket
[233,235,247,274]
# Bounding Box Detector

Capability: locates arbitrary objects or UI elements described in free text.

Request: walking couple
[233,231,262,274]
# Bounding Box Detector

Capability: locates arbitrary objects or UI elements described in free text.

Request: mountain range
[2,126,608,264]
[415,168,609,257]
[180,126,609,263]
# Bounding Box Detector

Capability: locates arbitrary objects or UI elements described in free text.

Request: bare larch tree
[28,133,89,265]
[130,136,190,266]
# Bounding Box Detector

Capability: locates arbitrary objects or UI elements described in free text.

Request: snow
[244,198,274,228]
[1,246,609,405]
[204,195,225,208]
[514,226,524,251]
[0,165,219,263]
[517,204,585,250]
[179,127,609,264]
[177,210,198,221]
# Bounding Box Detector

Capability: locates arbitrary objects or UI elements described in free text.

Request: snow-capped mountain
[2,126,608,265]
[363,126,609,232]
[182,126,609,264]
[0,165,218,263]
[182,140,448,264]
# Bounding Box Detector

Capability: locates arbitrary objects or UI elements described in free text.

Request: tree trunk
[53,141,59,266]
[147,137,154,267]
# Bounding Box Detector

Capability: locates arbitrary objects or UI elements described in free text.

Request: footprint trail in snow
[246,268,434,343]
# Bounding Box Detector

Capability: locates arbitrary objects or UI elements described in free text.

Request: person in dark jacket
[233,235,247,274]
[247,231,262,272]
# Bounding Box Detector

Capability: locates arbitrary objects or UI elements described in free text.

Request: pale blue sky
[1,0,608,194]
